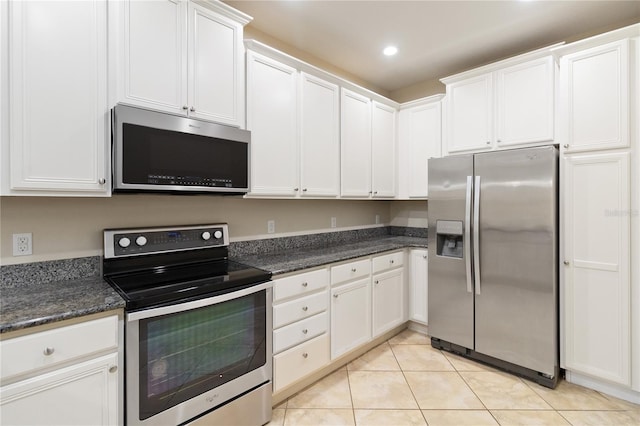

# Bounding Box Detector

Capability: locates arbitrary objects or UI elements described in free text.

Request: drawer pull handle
[374,280,379,285]
[423,255,427,259]
[302,352,308,358]
[43,347,55,356]
[302,306,308,311]
[351,268,357,272]
[109,365,118,374]
[333,294,339,298]
[564,144,569,149]
[390,259,394,264]
[302,329,308,334]
[301,282,308,287]
[564,260,570,265]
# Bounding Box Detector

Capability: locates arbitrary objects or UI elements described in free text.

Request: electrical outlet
[331,217,337,228]
[13,233,33,256]
[267,220,275,234]
[375,214,380,224]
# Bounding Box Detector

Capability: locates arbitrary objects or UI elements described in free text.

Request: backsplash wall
[0,195,431,265]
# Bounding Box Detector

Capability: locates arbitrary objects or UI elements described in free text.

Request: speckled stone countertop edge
[232,236,428,276]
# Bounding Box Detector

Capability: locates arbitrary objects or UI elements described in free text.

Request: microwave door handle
[465,176,473,294]
[474,175,481,295]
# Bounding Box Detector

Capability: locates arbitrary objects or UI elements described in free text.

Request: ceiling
[224,1,640,96]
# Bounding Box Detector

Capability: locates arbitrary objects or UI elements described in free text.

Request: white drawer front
[331,258,370,285]
[0,315,118,381]
[372,251,404,274]
[273,334,330,392]
[273,312,327,354]
[273,291,328,329]
[273,268,328,302]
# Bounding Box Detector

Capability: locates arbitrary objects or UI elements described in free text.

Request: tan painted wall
[0,195,393,265]
[389,200,428,228]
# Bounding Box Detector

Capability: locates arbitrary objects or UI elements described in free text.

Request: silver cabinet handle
[423,255,427,259]
[390,259,394,264]
[563,144,569,149]
[374,280,379,285]
[474,175,482,295]
[109,365,118,373]
[564,260,570,265]
[486,141,491,145]
[302,353,308,358]
[43,347,55,356]
[182,105,188,110]
[465,176,473,294]
[302,306,308,311]
[351,268,357,272]
[302,329,308,334]
[374,191,378,195]
[333,294,338,298]
[303,188,308,192]
[497,139,501,143]
[98,178,106,185]
[294,188,299,191]
[301,282,308,287]
[190,107,195,112]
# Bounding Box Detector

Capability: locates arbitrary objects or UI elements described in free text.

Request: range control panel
[103,224,229,258]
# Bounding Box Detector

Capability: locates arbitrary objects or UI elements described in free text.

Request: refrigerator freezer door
[473,146,558,376]
[428,155,474,349]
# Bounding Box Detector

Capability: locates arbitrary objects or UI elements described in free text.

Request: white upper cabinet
[371,102,396,198]
[555,39,630,153]
[341,88,373,197]
[397,95,443,199]
[442,48,557,155]
[246,51,298,196]
[119,0,250,127]
[341,89,397,198]
[299,72,340,197]
[3,0,110,195]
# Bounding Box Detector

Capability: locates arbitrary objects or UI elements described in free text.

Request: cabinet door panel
[300,73,340,197]
[372,269,404,337]
[561,40,629,153]
[371,102,396,198]
[341,89,372,197]
[188,2,242,126]
[564,152,630,385]
[496,57,554,146]
[409,249,428,324]
[445,74,492,154]
[331,279,371,358]
[247,52,298,195]
[123,0,187,113]
[9,0,108,192]
[0,353,118,426]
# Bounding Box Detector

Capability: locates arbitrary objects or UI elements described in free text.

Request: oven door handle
[127,281,273,322]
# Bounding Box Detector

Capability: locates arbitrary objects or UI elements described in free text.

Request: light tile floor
[268,329,640,426]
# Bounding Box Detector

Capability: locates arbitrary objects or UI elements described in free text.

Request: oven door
[125,283,272,426]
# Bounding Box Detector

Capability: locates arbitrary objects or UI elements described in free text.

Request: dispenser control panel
[436,220,464,258]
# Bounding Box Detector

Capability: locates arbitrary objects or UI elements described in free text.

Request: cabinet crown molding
[551,23,640,58]
[195,0,253,25]
[399,94,445,110]
[440,42,564,85]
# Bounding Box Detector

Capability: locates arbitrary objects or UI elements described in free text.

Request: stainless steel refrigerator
[427,146,559,388]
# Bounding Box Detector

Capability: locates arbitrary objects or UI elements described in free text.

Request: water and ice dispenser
[436,220,464,258]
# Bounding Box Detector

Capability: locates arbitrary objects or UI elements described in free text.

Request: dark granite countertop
[232,235,427,276]
[0,276,125,334]
[0,234,426,334]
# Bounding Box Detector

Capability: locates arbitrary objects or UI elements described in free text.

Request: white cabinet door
[331,278,371,359]
[398,101,442,199]
[563,151,630,385]
[409,249,428,325]
[371,101,396,198]
[0,353,119,426]
[188,1,244,126]
[121,0,187,115]
[8,0,109,194]
[247,51,298,196]
[372,268,404,337]
[299,73,340,197]
[444,73,493,154]
[496,56,554,147]
[559,40,629,153]
[341,88,372,197]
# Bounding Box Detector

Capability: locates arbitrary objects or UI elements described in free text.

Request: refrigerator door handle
[474,175,481,295]
[465,176,473,293]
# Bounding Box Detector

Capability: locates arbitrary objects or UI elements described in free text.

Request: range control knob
[136,236,147,246]
[118,237,131,248]
[201,231,212,241]
[213,230,223,239]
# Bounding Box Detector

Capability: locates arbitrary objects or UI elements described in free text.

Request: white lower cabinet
[0,314,120,425]
[271,268,330,392]
[409,249,428,325]
[330,278,372,359]
[372,268,404,337]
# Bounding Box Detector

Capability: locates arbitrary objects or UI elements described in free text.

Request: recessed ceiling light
[383,46,398,56]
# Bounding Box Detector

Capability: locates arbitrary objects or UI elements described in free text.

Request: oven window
[138,290,266,420]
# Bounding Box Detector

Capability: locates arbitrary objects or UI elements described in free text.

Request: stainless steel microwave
[112,104,250,194]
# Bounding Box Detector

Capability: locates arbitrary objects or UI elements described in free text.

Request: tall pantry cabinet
[555,24,639,401]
